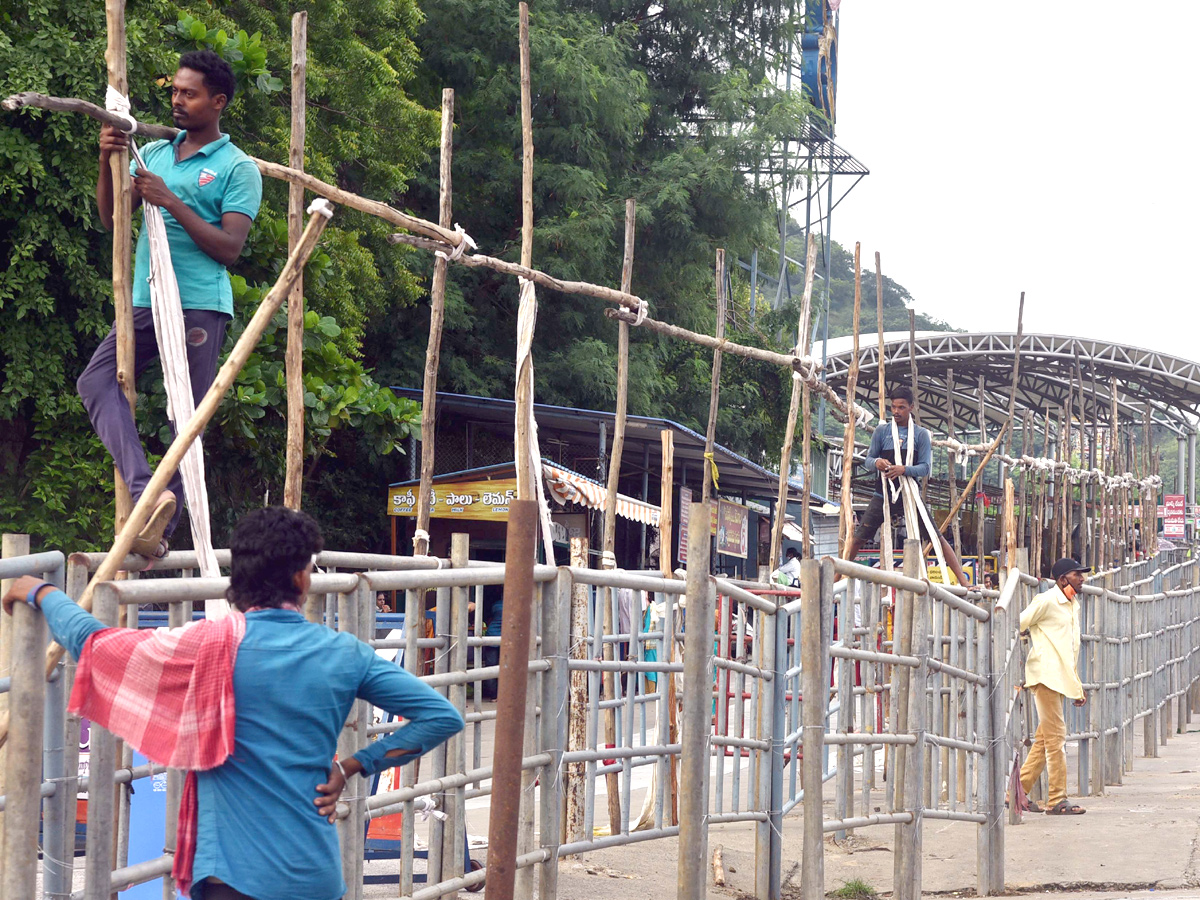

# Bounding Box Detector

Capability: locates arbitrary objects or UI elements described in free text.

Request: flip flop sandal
[1046,800,1085,815]
[131,493,176,557]
[1023,800,1045,813]
[135,540,170,572]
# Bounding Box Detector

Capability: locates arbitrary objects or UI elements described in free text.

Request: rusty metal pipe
[484,499,538,900]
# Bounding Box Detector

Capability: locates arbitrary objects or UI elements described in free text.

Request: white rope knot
[633,299,648,326]
[601,550,617,570]
[104,86,138,134]
[412,528,431,550]
[434,224,478,262]
[306,198,334,219]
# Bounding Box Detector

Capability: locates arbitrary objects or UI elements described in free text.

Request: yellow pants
[1020,683,1068,807]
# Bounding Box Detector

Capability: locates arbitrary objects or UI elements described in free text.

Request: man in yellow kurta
[1019,557,1089,815]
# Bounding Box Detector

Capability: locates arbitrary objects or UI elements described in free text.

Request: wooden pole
[282,12,308,510]
[15,207,334,703]
[877,253,894,572]
[105,0,135,533]
[565,535,589,841]
[945,368,961,555]
[839,243,862,556]
[513,2,536,500]
[1110,382,1120,565]
[975,376,988,578]
[702,250,726,505]
[599,200,637,833]
[1017,409,1032,557]
[413,89,456,557]
[768,235,817,568]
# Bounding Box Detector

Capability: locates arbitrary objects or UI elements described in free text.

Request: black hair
[785,546,800,560]
[177,49,237,104]
[890,384,916,406]
[227,507,324,612]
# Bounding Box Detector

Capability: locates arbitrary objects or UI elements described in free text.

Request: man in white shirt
[1018,557,1089,815]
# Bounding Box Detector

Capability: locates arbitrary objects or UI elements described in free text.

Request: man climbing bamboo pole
[80,51,263,562]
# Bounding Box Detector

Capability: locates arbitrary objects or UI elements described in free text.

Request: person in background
[1018,557,1089,816]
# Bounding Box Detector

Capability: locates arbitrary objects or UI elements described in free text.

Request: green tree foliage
[0,0,428,551]
[370,0,812,467]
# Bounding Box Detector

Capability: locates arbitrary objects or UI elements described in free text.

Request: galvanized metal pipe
[677,503,716,900]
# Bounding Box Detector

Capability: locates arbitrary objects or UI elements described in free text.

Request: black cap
[1051,558,1090,580]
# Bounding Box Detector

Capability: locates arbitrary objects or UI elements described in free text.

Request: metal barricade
[4,536,1200,900]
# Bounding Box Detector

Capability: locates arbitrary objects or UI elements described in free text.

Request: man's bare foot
[131,490,176,557]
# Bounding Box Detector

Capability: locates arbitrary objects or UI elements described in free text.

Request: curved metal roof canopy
[821,332,1200,437]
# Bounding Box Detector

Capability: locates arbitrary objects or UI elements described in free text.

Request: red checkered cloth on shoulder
[69,611,246,896]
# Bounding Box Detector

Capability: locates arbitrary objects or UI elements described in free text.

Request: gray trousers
[77,307,229,540]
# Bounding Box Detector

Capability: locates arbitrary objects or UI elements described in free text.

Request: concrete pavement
[551,715,1200,898]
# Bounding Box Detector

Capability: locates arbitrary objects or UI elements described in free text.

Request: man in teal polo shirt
[79,49,262,558]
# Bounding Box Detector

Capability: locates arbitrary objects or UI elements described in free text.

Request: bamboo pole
[839,243,862,556]
[768,235,817,568]
[413,89,456,558]
[945,368,961,555]
[876,253,893,572]
[599,200,637,833]
[702,250,726,505]
[1110,382,1120,565]
[283,11,308,510]
[975,376,988,575]
[498,9,539,900]
[12,206,333,709]
[104,0,135,536]
[1017,409,1032,557]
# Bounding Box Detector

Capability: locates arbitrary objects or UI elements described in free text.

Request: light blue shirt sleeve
[39,590,108,660]
[351,648,465,777]
[905,426,932,479]
[220,158,262,220]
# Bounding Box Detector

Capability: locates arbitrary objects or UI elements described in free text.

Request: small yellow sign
[388,478,518,521]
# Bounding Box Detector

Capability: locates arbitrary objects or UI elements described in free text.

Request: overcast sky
[830,1,1199,363]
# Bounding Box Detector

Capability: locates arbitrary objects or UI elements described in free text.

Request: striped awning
[542,461,661,527]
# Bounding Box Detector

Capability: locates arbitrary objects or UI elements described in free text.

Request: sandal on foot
[1023,800,1044,813]
[1046,800,1085,815]
[131,491,176,557]
[136,539,170,571]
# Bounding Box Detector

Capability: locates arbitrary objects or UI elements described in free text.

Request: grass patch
[830,879,878,900]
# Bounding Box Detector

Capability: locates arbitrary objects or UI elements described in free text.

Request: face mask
[1061,583,1077,600]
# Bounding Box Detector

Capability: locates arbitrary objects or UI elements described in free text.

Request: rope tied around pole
[433,223,477,262]
[703,451,720,492]
[104,85,137,133]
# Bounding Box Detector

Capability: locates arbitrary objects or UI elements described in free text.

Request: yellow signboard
[388,478,517,521]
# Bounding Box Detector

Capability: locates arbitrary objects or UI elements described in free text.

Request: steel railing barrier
[3,534,1200,900]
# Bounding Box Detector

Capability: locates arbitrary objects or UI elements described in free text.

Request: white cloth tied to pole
[515,277,558,557]
[112,91,226,615]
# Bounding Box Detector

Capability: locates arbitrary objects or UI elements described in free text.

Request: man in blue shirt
[5,507,464,900]
[843,385,970,586]
[78,49,263,560]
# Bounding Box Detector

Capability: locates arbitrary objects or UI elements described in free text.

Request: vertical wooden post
[413,89,456,556]
[487,8,537,899]
[769,234,817,568]
[876,254,894,572]
[945,369,961,554]
[975,376,988,579]
[513,2,537,501]
[1110,383,1120,567]
[599,200,636,833]
[1017,409,1032,558]
[106,0,135,531]
[702,250,726,505]
[564,536,589,842]
[283,11,308,509]
[838,243,862,557]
